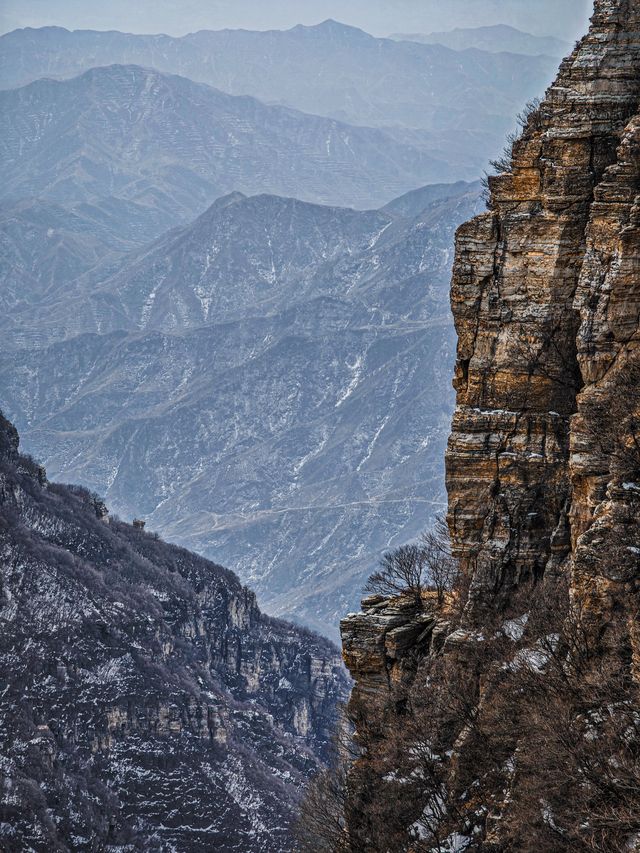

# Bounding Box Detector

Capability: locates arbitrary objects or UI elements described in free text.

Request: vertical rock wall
[446,0,640,619]
[341,2,640,848]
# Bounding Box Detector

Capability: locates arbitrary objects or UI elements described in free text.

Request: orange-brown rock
[341,1,640,848]
[446,0,640,622]
[341,594,442,732]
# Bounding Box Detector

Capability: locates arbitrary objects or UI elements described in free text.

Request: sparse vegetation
[365,543,429,606]
[300,573,640,853]
[482,97,542,203]
[365,516,460,608]
[0,414,347,851]
[420,515,460,607]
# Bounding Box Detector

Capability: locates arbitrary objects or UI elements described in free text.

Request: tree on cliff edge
[365,517,459,608]
[365,543,427,607]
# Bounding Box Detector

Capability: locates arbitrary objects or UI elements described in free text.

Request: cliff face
[341,2,640,849]
[0,414,347,852]
[447,0,640,619]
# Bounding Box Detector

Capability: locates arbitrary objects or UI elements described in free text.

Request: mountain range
[0,0,594,44]
[0,181,483,638]
[0,21,559,176]
[0,19,552,639]
[0,62,462,233]
[391,24,570,56]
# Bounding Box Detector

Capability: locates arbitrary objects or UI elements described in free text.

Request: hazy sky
[0,0,593,40]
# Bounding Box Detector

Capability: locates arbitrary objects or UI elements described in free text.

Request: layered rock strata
[447,0,640,616]
[341,1,640,848]
[342,594,445,723]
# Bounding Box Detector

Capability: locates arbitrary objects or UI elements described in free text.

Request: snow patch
[336,355,364,408]
[502,613,529,641]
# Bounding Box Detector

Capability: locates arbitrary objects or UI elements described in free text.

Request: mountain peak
[210,190,247,208]
[317,18,351,29]
[19,25,71,34]
[79,62,160,81]
[293,19,370,38]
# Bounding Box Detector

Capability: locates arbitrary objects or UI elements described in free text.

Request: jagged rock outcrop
[0,414,348,852]
[342,594,444,716]
[340,2,640,850]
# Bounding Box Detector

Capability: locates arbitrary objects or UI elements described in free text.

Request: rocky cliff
[340,2,640,850]
[0,413,347,852]
[446,0,640,629]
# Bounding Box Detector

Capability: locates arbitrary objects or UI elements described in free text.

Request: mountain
[391,24,570,57]
[3,192,392,339]
[338,4,640,851]
[0,182,483,638]
[381,179,476,219]
[0,65,466,238]
[0,198,151,332]
[0,22,559,166]
[0,0,594,45]
[0,411,346,851]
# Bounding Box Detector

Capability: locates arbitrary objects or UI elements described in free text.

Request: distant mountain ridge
[0,17,557,642]
[2,192,392,342]
[0,63,466,239]
[1,182,483,638]
[391,24,570,57]
[0,22,558,180]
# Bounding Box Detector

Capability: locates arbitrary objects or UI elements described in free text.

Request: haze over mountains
[0,62,460,231]
[1,182,482,637]
[0,18,555,638]
[0,22,558,179]
[0,8,610,851]
[0,0,593,41]
[391,25,570,57]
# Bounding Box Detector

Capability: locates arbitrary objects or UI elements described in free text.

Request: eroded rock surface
[446,0,640,618]
[0,415,348,852]
[341,1,640,848]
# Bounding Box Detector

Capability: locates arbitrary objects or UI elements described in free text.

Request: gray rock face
[0,62,476,228]
[0,414,347,852]
[0,183,483,639]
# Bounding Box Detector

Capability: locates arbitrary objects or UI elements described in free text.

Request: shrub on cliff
[365,543,428,607]
[365,517,460,608]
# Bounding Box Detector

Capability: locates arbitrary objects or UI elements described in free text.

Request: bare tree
[341,559,640,853]
[295,762,350,853]
[482,97,542,204]
[295,719,357,853]
[421,515,460,607]
[365,519,460,609]
[365,544,427,607]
